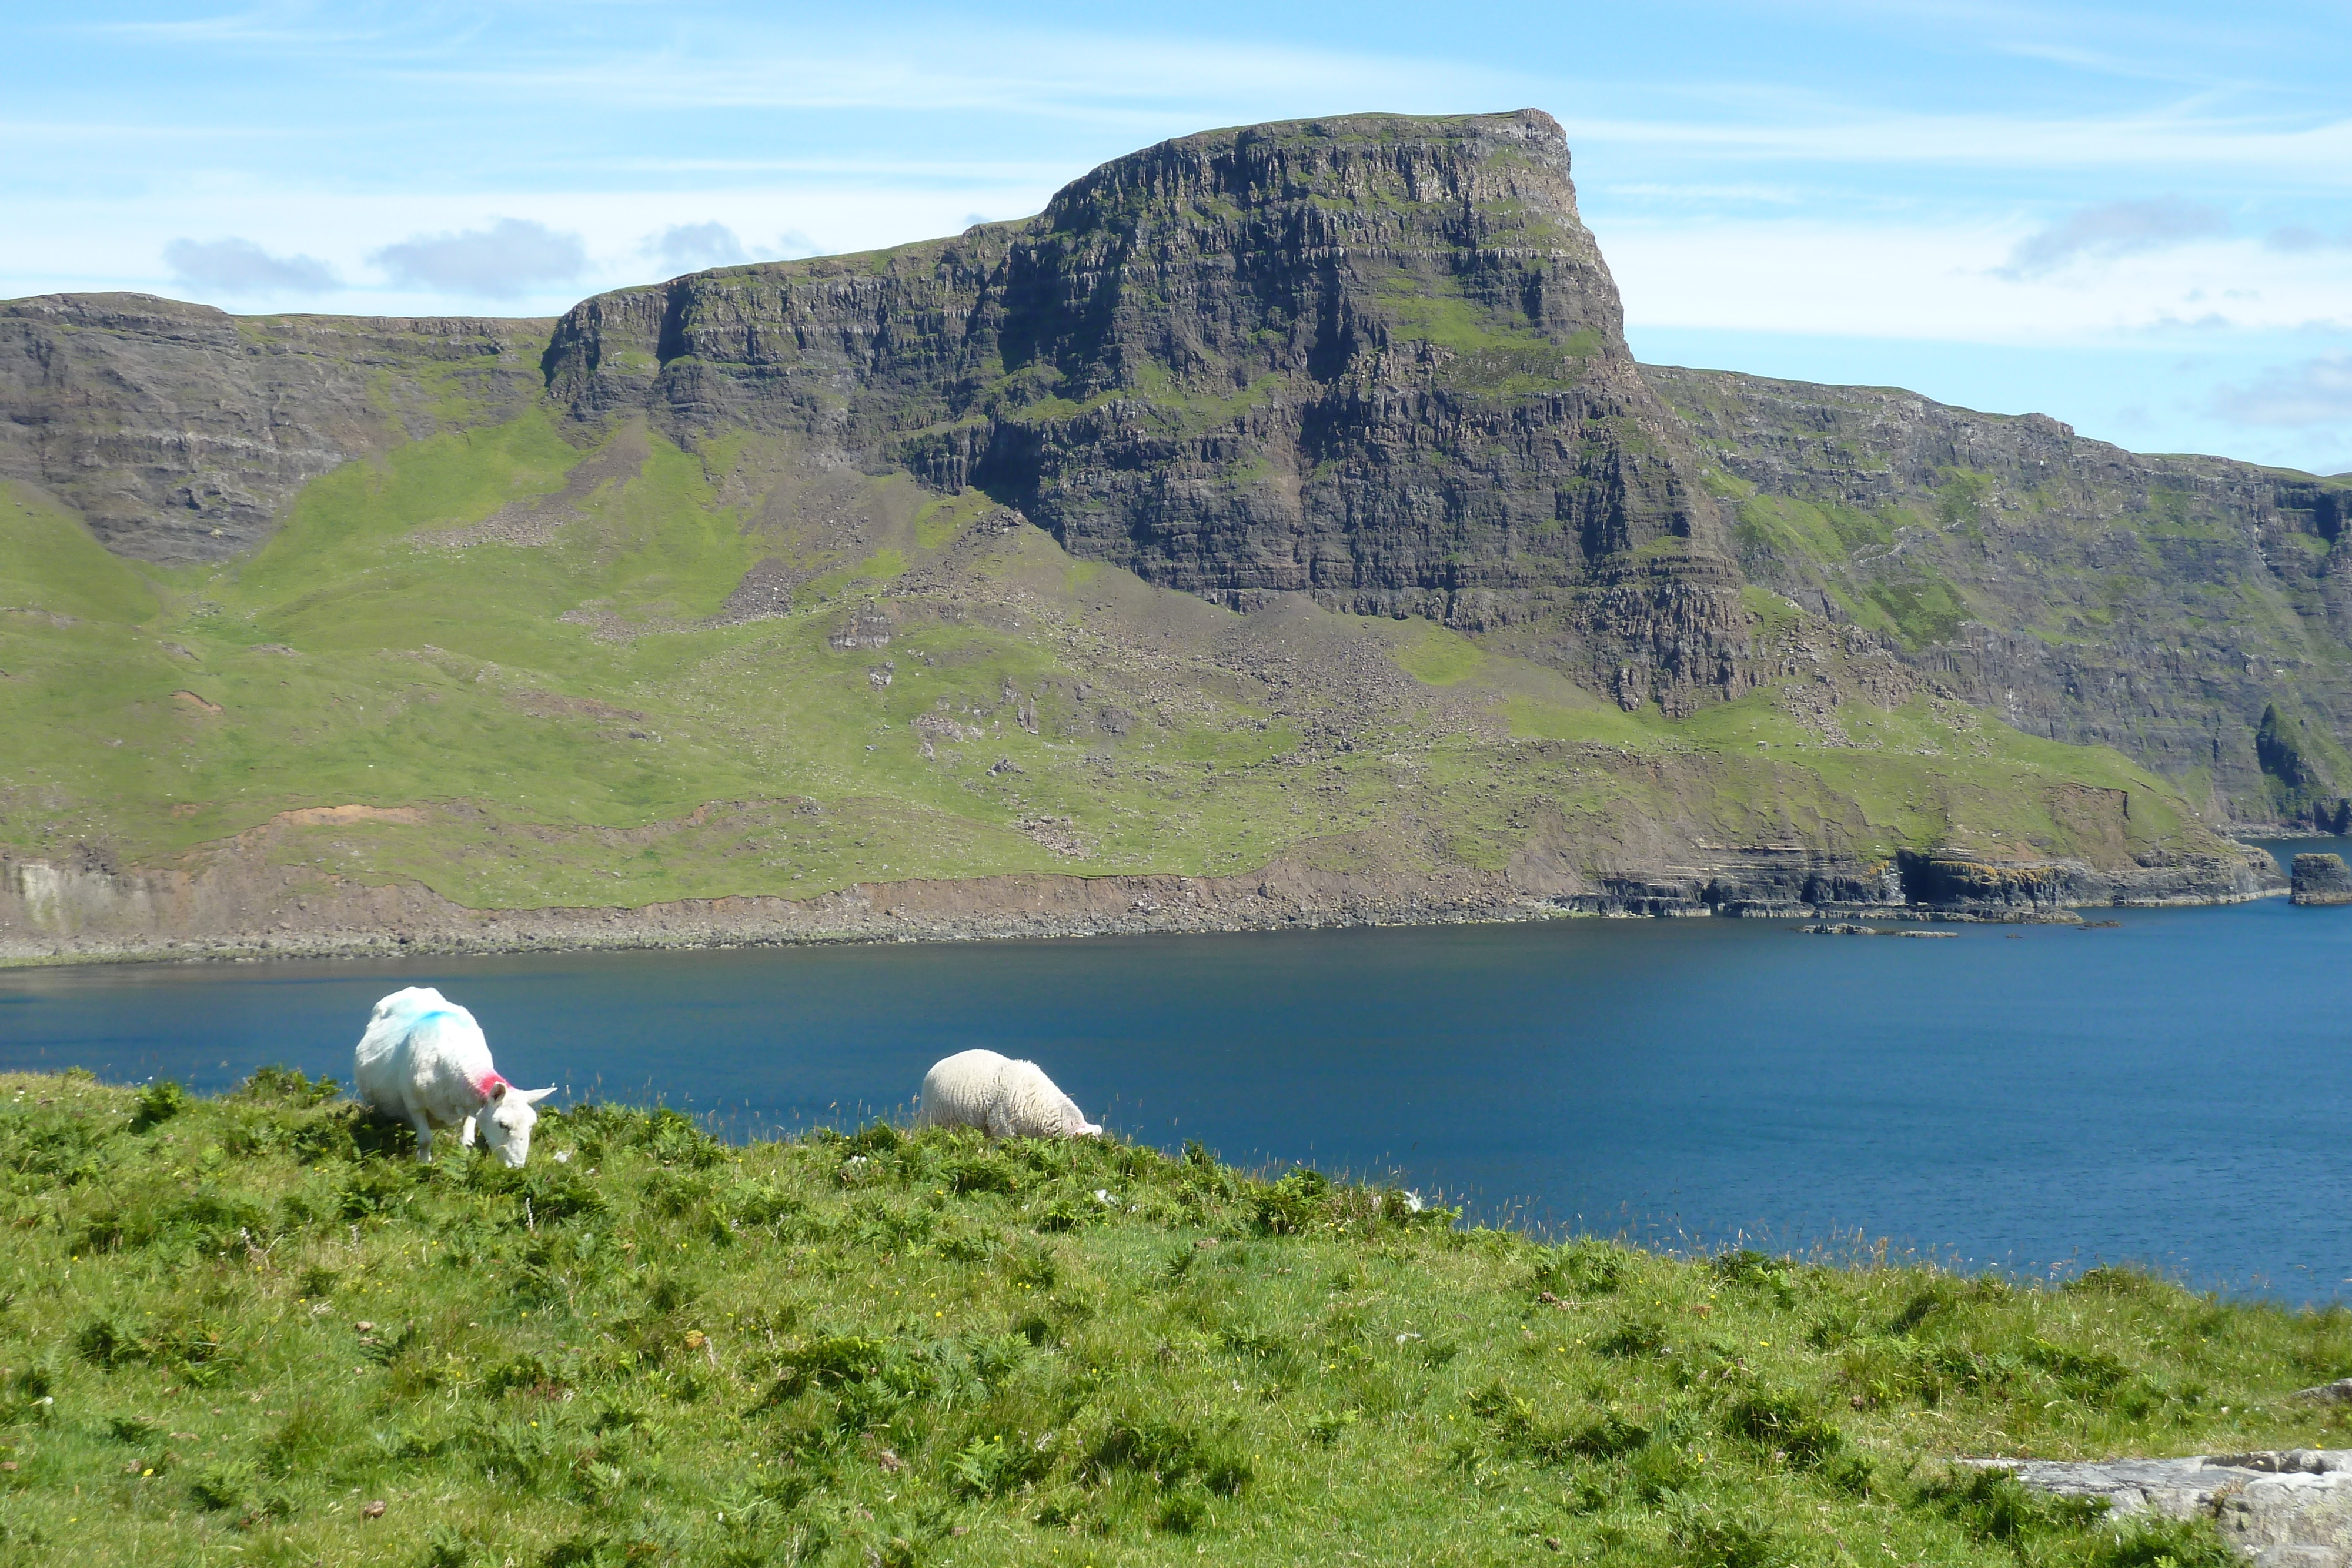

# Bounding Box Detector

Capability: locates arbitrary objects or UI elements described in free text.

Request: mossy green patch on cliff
[1373,278,1545,355]
[0,1069,2334,1567]
[1728,494,1974,648]
[1740,584,1805,631]
[1733,494,1892,563]
[1860,573,1971,648]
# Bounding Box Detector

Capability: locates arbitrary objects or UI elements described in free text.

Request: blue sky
[6,1,2348,473]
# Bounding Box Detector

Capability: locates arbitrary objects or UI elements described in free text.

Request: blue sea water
[2,840,2347,1298]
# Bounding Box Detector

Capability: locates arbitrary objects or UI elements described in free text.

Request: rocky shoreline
[0,839,2287,968]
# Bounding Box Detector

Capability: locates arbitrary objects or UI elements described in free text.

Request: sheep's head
[476,1083,557,1167]
[1055,1091,1103,1140]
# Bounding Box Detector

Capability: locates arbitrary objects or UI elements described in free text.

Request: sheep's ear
[488,1082,508,1101]
[519,1085,557,1105]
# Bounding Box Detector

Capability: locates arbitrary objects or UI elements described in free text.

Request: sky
[5,1,2349,474]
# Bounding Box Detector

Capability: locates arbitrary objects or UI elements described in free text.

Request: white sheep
[352,985,555,1165]
[917,1049,1101,1140]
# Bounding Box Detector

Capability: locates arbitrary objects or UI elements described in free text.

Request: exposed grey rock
[2291,855,2352,907]
[2296,1380,2352,1406]
[1970,1452,2352,1566]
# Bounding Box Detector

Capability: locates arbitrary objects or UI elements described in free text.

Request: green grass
[1392,623,1488,687]
[3,1070,2335,1566]
[0,405,2252,924]
[1728,497,1974,649]
[0,483,159,624]
[1733,497,1890,564]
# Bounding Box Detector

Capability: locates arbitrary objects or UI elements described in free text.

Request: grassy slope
[5,1071,2345,1566]
[0,406,2229,914]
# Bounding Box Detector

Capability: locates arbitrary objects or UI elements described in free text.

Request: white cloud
[0,184,1053,319]
[2211,353,2352,428]
[1601,217,2351,344]
[2266,225,2352,253]
[369,218,586,298]
[645,222,746,275]
[1996,198,2228,278]
[163,235,336,294]
[1560,107,2352,187]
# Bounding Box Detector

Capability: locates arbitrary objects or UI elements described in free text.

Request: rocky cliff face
[1648,366,2352,821]
[5,114,2350,830]
[540,111,1753,710]
[2291,853,2352,905]
[0,294,550,562]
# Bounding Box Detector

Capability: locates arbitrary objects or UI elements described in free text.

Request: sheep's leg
[461,1114,479,1148]
[410,1115,436,1162]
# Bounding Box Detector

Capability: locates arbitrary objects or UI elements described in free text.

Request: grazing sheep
[353,985,555,1165]
[917,1049,1101,1140]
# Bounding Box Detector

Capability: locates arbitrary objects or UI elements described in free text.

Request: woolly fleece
[352,985,553,1164]
[917,1048,1101,1140]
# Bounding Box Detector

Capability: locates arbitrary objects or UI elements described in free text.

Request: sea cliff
[0,112,2324,964]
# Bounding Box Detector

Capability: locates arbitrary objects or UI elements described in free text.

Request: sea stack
[2290,853,2352,905]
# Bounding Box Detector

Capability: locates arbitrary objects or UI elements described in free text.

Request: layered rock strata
[540,111,1753,707]
[2291,853,2352,905]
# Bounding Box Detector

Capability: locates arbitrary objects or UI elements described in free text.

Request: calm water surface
[2,839,2346,1298]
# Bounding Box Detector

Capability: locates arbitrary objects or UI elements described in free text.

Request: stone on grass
[1964,1450,2352,1565]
